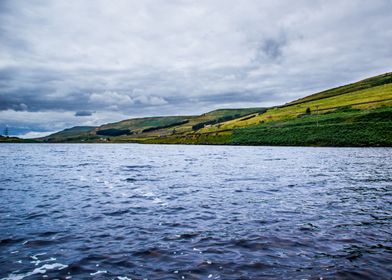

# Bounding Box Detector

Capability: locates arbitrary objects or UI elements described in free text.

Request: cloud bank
[0,0,391,136]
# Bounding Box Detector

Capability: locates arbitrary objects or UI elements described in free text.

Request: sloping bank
[144,107,392,147]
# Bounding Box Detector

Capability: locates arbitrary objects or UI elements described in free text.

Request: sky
[0,0,391,138]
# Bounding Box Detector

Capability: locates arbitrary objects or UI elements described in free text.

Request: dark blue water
[0,144,391,279]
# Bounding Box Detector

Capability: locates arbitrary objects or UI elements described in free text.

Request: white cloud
[134,96,168,106]
[88,90,168,108]
[17,131,57,139]
[89,91,135,107]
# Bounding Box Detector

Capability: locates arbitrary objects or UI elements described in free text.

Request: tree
[305,107,311,114]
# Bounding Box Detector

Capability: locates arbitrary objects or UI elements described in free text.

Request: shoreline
[1,140,391,148]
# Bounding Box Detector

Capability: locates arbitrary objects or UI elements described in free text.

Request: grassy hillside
[95,116,189,135]
[40,108,265,143]
[285,72,392,106]
[198,80,392,133]
[112,108,265,142]
[40,126,97,142]
[231,107,392,146]
[36,72,392,146]
[145,72,392,146]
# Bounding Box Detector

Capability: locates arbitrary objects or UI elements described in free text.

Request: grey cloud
[261,37,286,61]
[0,0,391,135]
[250,32,289,64]
[75,110,93,117]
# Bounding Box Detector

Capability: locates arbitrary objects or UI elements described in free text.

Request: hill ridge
[28,71,392,146]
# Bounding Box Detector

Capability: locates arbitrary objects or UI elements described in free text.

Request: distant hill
[40,108,265,143]
[39,126,97,142]
[35,72,392,146]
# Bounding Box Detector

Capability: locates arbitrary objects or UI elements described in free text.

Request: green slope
[285,72,392,106]
[145,72,392,146]
[97,108,265,141]
[231,107,392,147]
[40,126,97,142]
[36,72,392,146]
[40,108,264,143]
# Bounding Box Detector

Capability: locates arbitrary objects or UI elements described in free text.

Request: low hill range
[4,72,392,146]
[39,108,266,143]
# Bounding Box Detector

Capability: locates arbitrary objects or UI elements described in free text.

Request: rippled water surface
[1,144,391,279]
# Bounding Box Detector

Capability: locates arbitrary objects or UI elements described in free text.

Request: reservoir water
[0,144,391,279]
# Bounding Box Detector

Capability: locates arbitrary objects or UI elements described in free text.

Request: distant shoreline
[1,140,391,148]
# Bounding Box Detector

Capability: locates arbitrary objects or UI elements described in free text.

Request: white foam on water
[90,270,107,276]
[105,182,114,189]
[117,277,132,280]
[152,198,163,204]
[3,263,68,280]
[30,257,56,266]
[142,191,155,197]
[30,253,48,260]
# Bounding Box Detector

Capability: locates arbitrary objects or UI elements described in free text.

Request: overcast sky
[1,0,391,137]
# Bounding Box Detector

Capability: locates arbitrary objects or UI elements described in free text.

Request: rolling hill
[40,126,97,142]
[34,72,392,146]
[39,108,265,143]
